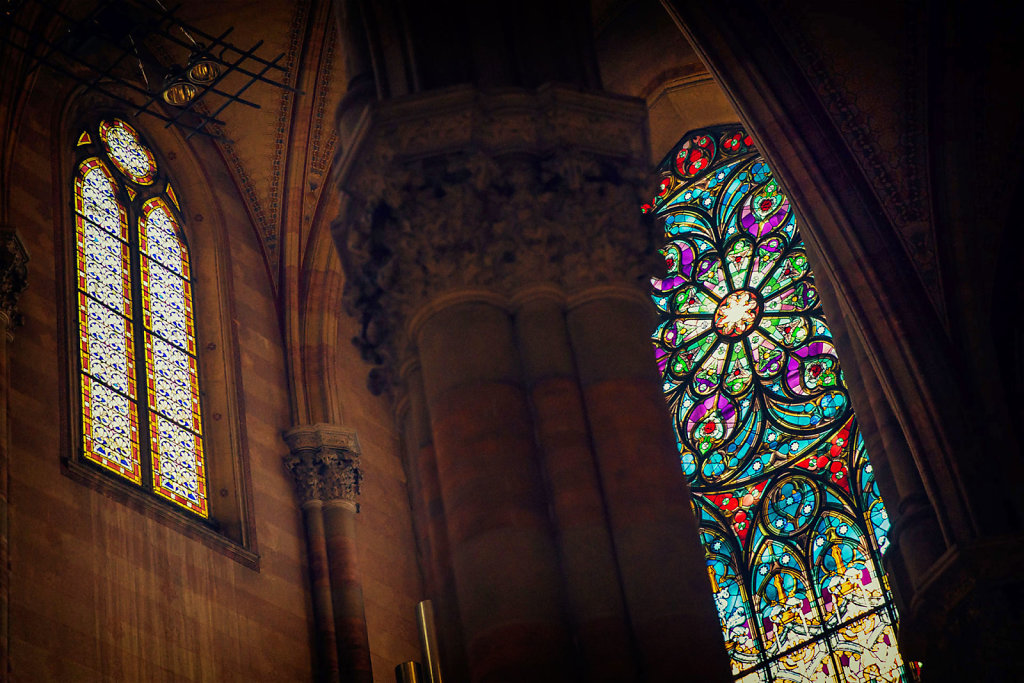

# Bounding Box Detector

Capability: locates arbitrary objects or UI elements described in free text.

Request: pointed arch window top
[99,119,158,185]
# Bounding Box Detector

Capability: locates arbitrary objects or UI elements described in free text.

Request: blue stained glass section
[145,206,184,275]
[81,220,127,312]
[148,260,189,348]
[153,415,202,501]
[87,380,134,467]
[150,335,194,428]
[81,168,122,234]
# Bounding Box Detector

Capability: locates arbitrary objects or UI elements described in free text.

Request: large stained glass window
[646,127,915,682]
[73,118,208,517]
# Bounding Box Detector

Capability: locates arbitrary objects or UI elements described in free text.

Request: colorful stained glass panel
[150,414,207,516]
[75,159,140,483]
[80,369,141,483]
[98,118,157,185]
[140,199,188,276]
[145,334,201,433]
[76,160,128,240]
[73,122,208,518]
[143,259,194,351]
[138,198,207,517]
[649,127,914,682]
[77,219,131,315]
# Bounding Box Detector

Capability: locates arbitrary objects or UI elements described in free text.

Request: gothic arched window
[646,127,916,682]
[73,118,208,517]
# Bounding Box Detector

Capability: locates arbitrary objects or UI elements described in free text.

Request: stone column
[334,85,732,681]
[413,292,575,682]
[397,360,468,681]
[511,285,639,682]
[0,228,26,679]
[284,424,371,683]
[566,285,729,681]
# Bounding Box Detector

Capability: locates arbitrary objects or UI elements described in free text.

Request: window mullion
[127,187,155,494]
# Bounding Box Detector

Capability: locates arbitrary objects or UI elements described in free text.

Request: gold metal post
[395,661,424,683]
[416,600,443,683]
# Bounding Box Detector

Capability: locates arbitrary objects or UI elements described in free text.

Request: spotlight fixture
[0,0,301,140]
[185,49,220,85]
[161,70,197,106]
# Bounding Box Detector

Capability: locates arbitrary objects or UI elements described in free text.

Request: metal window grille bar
[0,0,301,141]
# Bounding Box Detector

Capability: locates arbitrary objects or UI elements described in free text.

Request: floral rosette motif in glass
[647,127,917,683]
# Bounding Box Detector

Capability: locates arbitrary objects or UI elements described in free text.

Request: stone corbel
[283,423,362,507]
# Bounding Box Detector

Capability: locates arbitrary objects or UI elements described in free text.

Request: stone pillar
[334,85,732,681]
[397,360,468,681]
[284,424,371,683]
[511,285,639,682]
[566,285,729,681]
[0,228,26,679]
[413,292,575,682]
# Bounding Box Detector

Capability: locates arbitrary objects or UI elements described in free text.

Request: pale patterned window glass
[73,119,208,517]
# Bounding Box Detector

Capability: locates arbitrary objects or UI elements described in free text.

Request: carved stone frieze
[283,423,362,504]
[333,85,659,387]
[0,228,28,331]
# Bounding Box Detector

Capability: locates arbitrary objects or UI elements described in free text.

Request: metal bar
[1,35,224,137]
[185,53,281,139]
[416,601,443,683]
[129,0,286,72]
[164,39,264,128]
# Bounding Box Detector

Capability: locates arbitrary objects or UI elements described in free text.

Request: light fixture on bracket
[184,47,220,85]
[0,0,302,140]
[160,67,197,106]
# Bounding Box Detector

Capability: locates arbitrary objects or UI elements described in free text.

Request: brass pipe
[416,600,443,683]
[395,661,424,683]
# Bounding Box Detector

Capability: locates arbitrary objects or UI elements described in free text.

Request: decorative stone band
[333,85,660,389]
[0,228,28,335]
[283,423,362,505]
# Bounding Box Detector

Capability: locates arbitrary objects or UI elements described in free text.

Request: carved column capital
[334,85,658,389]
[283,424,362,506]
[0,228,28,334]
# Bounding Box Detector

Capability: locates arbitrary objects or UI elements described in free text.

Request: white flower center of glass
[714,290,760,337]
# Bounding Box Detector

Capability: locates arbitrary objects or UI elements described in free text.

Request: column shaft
[403,364,468,680]
[566,287,732,683]
[0,230,26,679]
[323,500,373,683]
[416,299,574,682]
[512,289,639,682]
[283,424,370,683]
[0,313,9,679]
[302,500,341,682]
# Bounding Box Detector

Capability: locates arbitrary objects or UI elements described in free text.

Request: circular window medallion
[99,119,158,185]
[714,290,760,337]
